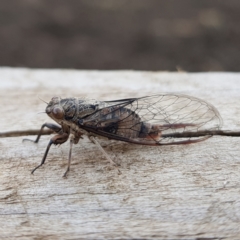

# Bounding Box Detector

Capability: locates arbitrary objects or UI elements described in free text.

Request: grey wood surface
[0,68,240,239]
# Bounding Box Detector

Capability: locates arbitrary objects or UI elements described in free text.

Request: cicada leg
[23,123,62,143]
[89,135,121,174]
[62,137,74,178]
[31,132,69,174]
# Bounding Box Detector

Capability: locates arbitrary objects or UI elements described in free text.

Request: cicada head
[46,97,77,123]
[46,97,64,122]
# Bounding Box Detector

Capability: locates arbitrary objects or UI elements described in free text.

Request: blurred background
[0,0,239,71]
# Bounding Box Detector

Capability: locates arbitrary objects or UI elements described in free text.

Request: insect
[24,94,222,177]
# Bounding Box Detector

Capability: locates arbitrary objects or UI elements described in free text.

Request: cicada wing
[80,94,222,145]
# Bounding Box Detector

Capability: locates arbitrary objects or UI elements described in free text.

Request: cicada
[25,94,222,177]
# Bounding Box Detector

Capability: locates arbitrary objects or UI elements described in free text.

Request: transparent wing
[80,94,222,145]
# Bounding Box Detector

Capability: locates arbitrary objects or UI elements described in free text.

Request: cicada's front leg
[31,131,70,174]
[23,123,62,143]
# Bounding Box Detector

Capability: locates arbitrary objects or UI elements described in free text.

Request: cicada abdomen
[77,94,222,145]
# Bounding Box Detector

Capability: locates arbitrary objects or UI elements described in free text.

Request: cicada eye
[52,107,64,119]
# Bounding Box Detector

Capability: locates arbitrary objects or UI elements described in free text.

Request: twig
[0,130,53,138]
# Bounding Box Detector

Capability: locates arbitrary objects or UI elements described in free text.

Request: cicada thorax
[60,98,100,121]
[60,98,77,120]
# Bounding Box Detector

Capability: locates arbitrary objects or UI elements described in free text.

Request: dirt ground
[0,0,239,71]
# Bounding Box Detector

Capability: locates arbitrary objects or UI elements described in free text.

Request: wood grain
[0,68,240,239]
